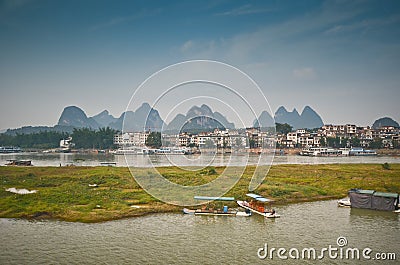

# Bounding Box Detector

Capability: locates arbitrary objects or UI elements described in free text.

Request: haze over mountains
[4,103,398,135]
[56,103,323,132]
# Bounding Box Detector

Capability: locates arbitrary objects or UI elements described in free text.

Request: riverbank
[1,164,399,222]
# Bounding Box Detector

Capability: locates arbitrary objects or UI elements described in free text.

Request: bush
[382,163,391,170]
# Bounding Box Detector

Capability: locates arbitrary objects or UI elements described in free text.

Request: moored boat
[183,196,251,217]
[337,197,351,207]
[0,146,22,153]
[237,193,280,218]
[349,148,377,156]
[338,189,399,212]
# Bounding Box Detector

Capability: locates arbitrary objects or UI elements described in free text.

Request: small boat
[183,196,251,217]
[6,160,32,166]
[237,193,280,218]
[337,197,351,207]
[0,146,22,153]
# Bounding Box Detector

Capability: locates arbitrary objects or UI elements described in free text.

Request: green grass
[0,164,399,222]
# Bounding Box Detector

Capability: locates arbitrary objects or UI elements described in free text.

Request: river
[1,153,400,167]
[0,200,398,264]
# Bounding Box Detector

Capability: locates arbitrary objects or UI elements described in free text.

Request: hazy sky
[1,0,399,130]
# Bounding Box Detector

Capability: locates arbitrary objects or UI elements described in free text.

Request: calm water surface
[1,153,399,167]
[1,200,399,264]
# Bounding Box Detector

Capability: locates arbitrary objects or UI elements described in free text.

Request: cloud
[216,4,275,16]
[179,39,220,58]
[324,15,400,35]
[181,40,194,53]
[89,9,161,31]
[293,67,317,80]
[183,1,371,63]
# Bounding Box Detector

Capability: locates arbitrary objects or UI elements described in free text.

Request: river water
[1,153,399,167]
[0,200,398,264]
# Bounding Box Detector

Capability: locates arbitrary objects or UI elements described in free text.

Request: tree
[0,131,69,149]
[71,127,118,149]
[369,138,383,149]
[146,132,162,148]
[350,137,361,147]
[249,139,256,149]
[393,140,399,149]
[275,123,293,135]
[319,137,326,147]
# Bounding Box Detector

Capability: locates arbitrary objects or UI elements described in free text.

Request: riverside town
[109,124,399,156]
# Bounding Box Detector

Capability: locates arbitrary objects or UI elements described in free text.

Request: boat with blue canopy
[237,193,280,218]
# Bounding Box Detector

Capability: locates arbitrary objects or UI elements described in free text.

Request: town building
[114,131,150,147]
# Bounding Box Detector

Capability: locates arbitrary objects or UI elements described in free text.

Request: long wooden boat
[183,196,251,217]
[237,193,280,218]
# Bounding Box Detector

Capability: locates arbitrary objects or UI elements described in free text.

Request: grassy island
[0,164,399,222]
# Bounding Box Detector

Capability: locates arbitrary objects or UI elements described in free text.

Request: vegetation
[275,123,293,135]
[145,132,162,148]
[382,163,391,170]
[0,127,118,150]
[0,131,69,149]
[71,127,118,149]
[0,164,399,222]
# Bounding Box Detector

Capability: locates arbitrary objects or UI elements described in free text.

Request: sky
[1,0,400,130]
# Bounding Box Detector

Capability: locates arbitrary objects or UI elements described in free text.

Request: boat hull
[182,208,251,217]
[237,201,280,218]
[337,198,351,207]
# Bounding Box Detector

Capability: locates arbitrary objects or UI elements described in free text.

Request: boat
[300,147,350,157]
[6,160,32,166]
[349,148,377,156]
[0,146,22,153]
[182,196,251,217]
[237,193,280,218]
[339,189,400,212]
[337,197,351,207]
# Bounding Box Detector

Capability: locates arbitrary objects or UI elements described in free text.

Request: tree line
[0,127,119,149]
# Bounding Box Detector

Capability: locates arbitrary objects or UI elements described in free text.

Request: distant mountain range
[165,104,235,133]
[253,106,324,129]
[4,103,398,135]
[57,103,165,132]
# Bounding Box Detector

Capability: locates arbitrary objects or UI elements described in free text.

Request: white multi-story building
[114,131,150,147]
[321,124,357,138]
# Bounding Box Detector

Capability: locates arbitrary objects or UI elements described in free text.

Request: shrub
[382,163,391,170]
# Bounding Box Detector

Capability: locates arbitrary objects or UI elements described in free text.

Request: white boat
[337,198,351,207]
[111,148,151,155]
[349,148,377,156]
[237,193,280,218]
[300,147,348,157]
[0,146,22,153]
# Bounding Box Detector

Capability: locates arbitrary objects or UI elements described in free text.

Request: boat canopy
[353,189,375,195]
[246,193,274,202]
[349,189,399,211]
[194,196,235,201]
[373,192,399,198]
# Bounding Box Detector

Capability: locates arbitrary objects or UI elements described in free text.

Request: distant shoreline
[1,148,400,156]
[0,164,399,223]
